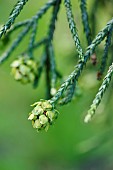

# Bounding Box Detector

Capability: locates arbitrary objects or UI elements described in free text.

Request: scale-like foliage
[0,0,113,132]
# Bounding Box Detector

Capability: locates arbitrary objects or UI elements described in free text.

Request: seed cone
[11,55,38,84]
[28,100,59,132]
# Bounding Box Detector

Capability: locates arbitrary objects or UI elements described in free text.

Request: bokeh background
[0,0,113,169]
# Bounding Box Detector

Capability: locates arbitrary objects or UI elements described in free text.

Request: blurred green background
[0,0,113,170]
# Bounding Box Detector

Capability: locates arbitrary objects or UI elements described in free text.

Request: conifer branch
[3,20,30,37]
[0,0,113,132]
[59,79,76,105]
[0,23,31,64]
[45,47,51,99]
[0,0,57,64]
[90,0,98,37]
[50,19,113,104]
[85,63,113,123]
[34,0,57,21]
[28,20,37,58]
[1,0,57,40]
[48,43,57,94]
[26,38,47,53]
[47,0,61,42]
[43,0,61,94]
[0,0,29,38]
[80,0,92,45]
[64,0,84,61]
[97,28,113,79]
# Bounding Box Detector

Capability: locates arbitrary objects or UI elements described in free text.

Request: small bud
[28,113,34,120]
[84,114,91,123]
[84,109,95,123]
[33,119,42,129]
[46,111,55,121]
[26,60,33,67]
[33,105,44,115]
[50,88,57,96]
[19,64,30,75]
[31,102,39,107]
[14,71,22,80]
[42,101,53,110]
[39,115,48,125]
[10,60,21,67]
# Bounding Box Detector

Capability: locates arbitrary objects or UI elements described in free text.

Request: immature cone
[28,100,59,132]
[10,55,37,84]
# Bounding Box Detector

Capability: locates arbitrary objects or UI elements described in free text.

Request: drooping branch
[85,62,113,123]
[64,0,84,61]
[0,0,29,38]
[50,19,113,104]
[80,0,92,45]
